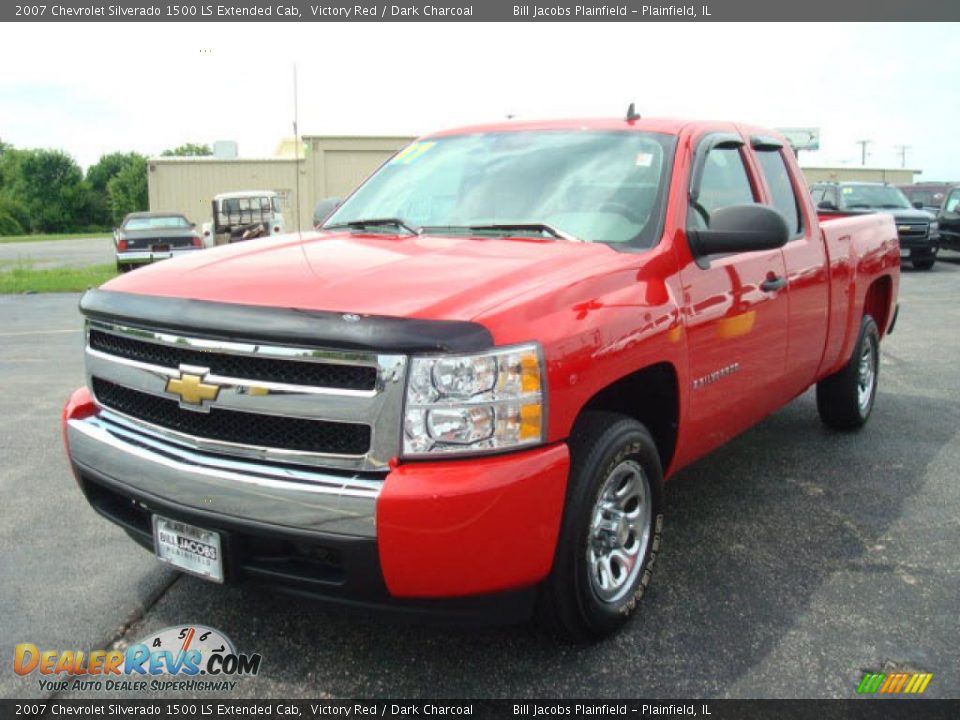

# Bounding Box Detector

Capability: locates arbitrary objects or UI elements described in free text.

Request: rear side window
[689,146,755,228]
[810,187,824,206]
[755,149,802,235]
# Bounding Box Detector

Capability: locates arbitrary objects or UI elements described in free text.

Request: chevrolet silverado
[63,117,900,641]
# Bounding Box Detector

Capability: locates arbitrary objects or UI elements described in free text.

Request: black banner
[1,700,959,720]
[4,0,960,22]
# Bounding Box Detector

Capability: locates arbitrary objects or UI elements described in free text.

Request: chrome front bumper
[115,248,199,265]
[67,411,381,538]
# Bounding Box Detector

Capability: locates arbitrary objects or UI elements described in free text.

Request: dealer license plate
[152,515,224,582]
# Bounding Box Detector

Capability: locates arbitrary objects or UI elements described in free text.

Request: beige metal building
[148,135,415,230]
[800,166,922,186]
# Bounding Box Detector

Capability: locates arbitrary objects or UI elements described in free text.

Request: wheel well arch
[863,275,893,336]
[574,362,679,470]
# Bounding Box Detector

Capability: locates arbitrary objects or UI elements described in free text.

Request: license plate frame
[151,243,171,254]
[152,515,224,583]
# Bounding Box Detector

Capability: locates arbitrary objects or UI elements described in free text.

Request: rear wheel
[538,412,663,642]
[816,315,880,430]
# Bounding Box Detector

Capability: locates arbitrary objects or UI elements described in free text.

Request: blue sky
[2,22,958,179]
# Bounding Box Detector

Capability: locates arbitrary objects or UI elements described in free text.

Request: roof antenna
[626,102,641,122]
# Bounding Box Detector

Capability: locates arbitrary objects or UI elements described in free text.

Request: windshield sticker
[842,187,853,194]
[391,142,437,166]
[635,152,654,167]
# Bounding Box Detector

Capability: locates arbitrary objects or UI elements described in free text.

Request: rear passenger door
[752,139,829,397]
[680,135,790,454]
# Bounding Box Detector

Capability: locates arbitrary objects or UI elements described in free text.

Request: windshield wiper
[323,218,420,235]
[845,203,872,209]
[421,223,580,242]
[879,204,907,209]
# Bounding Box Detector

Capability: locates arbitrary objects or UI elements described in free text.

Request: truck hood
[102,230,618,322]
[841,207,935,221]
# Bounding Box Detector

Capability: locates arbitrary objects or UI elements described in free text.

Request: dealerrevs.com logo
[14,625,262,693]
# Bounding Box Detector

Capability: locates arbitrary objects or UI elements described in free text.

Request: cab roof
[423,117,785,143]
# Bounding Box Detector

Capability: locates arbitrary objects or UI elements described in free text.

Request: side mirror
[912,201,924,210]
[190,222,196,228]
[688,204,789,257]
[817,199,837,211]
[314,197,342,227]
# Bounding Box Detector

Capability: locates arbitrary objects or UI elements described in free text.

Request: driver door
[679,136,790,457]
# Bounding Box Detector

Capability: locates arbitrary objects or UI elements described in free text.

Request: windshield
[325,130,676,247]
[838,185,912,210]
[123,215,190,230]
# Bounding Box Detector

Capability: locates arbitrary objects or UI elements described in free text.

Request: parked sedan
[114,212,202,272]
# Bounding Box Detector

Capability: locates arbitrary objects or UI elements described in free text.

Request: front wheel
[816,315,880,430]
[538,412,663,642]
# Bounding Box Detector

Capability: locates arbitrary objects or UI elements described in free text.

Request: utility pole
[894,144,911,168]
[855,139,872,166]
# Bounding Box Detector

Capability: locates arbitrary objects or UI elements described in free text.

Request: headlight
[403,343,545,456]
[929,221,939,233]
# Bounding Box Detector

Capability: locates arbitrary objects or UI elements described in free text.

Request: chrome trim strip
[89,320,383,367]
[68,414,381,537]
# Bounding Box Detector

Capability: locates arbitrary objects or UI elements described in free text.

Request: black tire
[911,249,937,270]
[537,412,664,642]
[816,315,880,430]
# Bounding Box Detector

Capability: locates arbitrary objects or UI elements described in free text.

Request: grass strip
[0,261,117,293]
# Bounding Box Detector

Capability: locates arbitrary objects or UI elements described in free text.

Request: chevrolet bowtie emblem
[165,368,220,410]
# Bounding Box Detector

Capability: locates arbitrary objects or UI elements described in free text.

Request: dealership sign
[777,127,821,151]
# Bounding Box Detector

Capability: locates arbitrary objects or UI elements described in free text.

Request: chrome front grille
[897,222,929,238]
[84,321,407,472]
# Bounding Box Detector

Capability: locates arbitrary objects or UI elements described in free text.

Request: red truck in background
[63,117,900,641]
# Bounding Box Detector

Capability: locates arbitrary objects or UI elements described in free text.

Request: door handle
[761,275,787,292]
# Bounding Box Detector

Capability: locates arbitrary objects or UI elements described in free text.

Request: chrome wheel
[857,339,877,416]
[587,459,652,604]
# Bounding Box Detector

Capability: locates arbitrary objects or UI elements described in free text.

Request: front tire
[816,315,880,430]
[538,412,663,642]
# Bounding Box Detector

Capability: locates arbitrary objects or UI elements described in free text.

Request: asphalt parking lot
[1,260,958,701]
[0,236,113,269]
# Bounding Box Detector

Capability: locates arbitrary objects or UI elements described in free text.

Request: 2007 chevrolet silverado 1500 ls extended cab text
[63,117,900,641]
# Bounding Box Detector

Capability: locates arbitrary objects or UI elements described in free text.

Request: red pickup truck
[63,117,900,641]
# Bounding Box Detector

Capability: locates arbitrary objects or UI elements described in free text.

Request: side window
[810,188,824,206]
[945,190,960,213]
[755,149,802,236]
[688,146,756,229]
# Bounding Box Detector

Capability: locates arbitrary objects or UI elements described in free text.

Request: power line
[894,144,911,169]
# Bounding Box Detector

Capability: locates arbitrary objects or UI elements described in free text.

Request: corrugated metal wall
[148,158,302,228]
[148,136,415,230]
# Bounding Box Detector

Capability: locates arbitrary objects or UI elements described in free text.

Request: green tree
[106,155,148,225]
[86,152,146,226]
[0,148,88,232]
[161,142,213,157]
